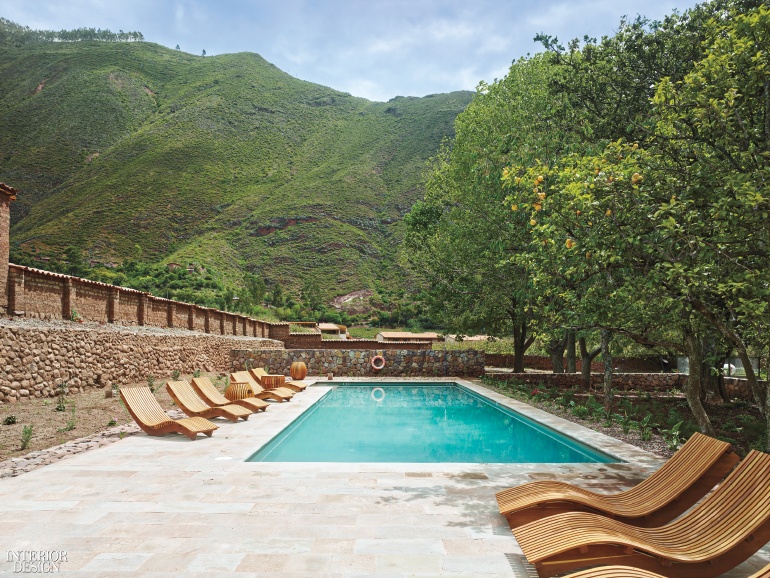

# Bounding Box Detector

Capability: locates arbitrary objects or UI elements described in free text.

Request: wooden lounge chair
[191,376,269,412]
[166,380,251,421]
[230,371,295,401]
[563,561,770,578]
[250,367,307,392]
[512,450,770,578]
[119,386,217,440]
[496,432,739,528]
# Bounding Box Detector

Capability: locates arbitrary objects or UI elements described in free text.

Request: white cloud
[0,0,702,100]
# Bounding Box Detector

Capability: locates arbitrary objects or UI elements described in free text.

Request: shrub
[2,415,17,425]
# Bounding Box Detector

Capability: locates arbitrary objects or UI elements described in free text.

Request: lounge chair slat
[191,376,269,412]
[564,564,770,578]
[250,367,308,392]
[512,450,770,578]
[167,380,251,422]
[497,432,738,527]
[230,371,294,402]
[119,386,217,440]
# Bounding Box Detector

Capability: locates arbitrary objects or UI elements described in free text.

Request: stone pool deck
[1,378,768,577]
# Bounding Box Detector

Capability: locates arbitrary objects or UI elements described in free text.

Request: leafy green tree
[269,282,284,308]
[648,4,770,433]
[403,55,585,371]
[243,273,266,307]
[301,278,323,311]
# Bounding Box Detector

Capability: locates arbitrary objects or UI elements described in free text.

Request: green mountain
[0,37,472,301]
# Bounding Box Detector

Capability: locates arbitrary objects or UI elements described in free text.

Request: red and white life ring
[371,355,386,371]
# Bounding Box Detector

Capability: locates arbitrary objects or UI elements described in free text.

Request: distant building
[318,322,347,339]
[445,334,490,344]
[376,331,443,343]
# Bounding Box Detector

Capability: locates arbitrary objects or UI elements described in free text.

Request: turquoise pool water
[248,383,616,463]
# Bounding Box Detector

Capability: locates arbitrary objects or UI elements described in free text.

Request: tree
[301,278,323,311]
[269,283,283,308]
[175,44,180,50]
[201,49,206,57]
[403,55,585,371]
[243,273,266,308]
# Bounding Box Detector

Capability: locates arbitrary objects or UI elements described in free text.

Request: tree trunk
[548,332,568,374]
[566,330,576,373]
[700,335,725,404]
[689,298,766,415]
[512,322,535,373]
[601,329,614,412]
[579,337,601,390]
[684,327,716,436]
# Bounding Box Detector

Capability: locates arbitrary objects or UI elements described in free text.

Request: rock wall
[485,354,666,373]
[231,348,485,378]
[486,372,761,401]
[0,323,282,404]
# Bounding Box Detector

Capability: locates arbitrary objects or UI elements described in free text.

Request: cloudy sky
[1,0,699,102]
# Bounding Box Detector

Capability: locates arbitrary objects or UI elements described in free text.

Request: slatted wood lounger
[166,380,252,421]
[250,367,308,392]
[563,561,770,578]
[230,371,295,401]
[119,386,217,440]
[191,376,269,412]
[496,432,739,528]
[512,450,770,578]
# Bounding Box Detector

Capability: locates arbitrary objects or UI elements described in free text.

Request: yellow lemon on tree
[530,219,537,226]
[533,203,542,211]
[565,238,574,249]
[511,204,518,211]
[536,175,544,184]
[606,209,612,217]
[537,192,546,200]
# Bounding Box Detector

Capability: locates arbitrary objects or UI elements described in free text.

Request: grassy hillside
[0,39,472,302]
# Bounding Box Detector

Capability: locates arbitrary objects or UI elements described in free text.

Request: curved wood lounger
[230,371,294,401]
[119,386,217,440]
[191,376,269,412]
[512,450,770,578]
[228,375,291,403]
[250,367,308,392]
[166,380,251,422]
[497,432,739,528]
[564,561,770,578]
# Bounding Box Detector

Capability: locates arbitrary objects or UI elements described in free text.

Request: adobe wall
[282,333,433,351]
[0,184,15,312]
[0,322,283,404]
[231,348,485,378]
[6,265,288,341]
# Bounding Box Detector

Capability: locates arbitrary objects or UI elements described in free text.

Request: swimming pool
[247,383,617,463]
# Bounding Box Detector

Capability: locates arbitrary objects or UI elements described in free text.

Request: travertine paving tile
[0,380,768,576]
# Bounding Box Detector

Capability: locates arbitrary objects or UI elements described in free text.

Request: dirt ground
[0,372,229,461]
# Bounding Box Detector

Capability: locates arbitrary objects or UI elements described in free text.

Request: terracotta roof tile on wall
[0,183,18,200]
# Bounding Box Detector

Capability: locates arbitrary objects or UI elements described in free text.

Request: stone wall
[0,323,283,404]
[231,348,485,378]
[486,372,761,401]
[486,354,666,373]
